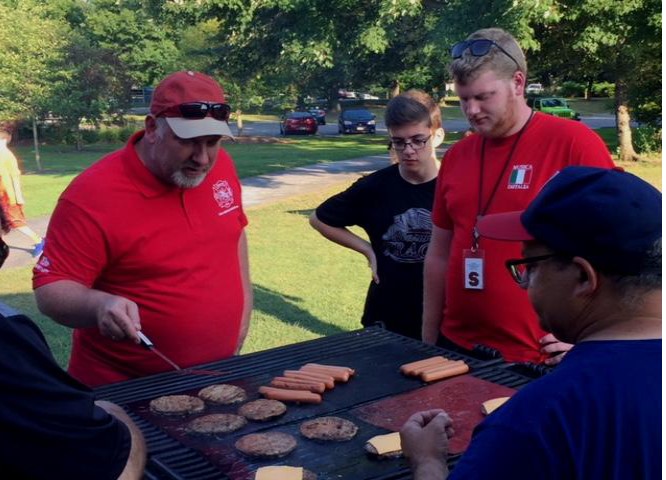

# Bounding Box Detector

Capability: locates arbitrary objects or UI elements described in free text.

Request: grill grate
[95,327,540,479]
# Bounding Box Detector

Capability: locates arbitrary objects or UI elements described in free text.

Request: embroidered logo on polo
[382,208,432,263]
[508,165,533,190]
[213,180,239,216]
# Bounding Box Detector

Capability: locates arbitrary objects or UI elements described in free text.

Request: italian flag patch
[508,165,533,190]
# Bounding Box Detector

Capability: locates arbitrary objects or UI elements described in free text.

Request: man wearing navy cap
[401,166,661,479]
[33,71,253,387]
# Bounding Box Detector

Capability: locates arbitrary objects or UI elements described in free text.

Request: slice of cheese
[255,466,303,480]
[481,396,510,415]
[367,431,402,455]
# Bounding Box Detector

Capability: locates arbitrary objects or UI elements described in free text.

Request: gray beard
[171,170,206,188]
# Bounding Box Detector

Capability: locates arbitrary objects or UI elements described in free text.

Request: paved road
[231,115,618,138]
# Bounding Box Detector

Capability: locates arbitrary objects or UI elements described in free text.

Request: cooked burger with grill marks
[235,432,297,458]
[185,414,247,435]
[238,399,287,422]
[149,395,205,416]
[299,416,358,442]
[198,384,247,405]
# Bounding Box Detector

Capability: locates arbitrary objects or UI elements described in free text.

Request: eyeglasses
[388,135,432,152]
[0,238,8,269]
[157,102,231,121]
[505,254,560,288]
[451,39,521,70]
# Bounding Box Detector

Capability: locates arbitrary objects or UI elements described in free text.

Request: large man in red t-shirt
[422,28,614,364]
[33,71,253,387]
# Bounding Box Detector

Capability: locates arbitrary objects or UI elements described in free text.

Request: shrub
[591,82,615,97]
[558,81,586,98]
[634,126,662,155]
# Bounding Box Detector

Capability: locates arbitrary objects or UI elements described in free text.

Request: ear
[143,115,158,143]
[571,256,599,297]
[432,127,445,148]
[512,70,527,97]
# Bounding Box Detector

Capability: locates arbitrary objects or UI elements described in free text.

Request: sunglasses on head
[157,102,231,122]
[451,39,520,70]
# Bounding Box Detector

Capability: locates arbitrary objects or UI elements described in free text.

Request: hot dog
[284,370,335,389]
[270,378,326,394]
[420,362,470,382]
[258,386,322,404]
[300,365,350,382]
[399,356,448,375]
[303,363,356,376]
[415,359,462,376]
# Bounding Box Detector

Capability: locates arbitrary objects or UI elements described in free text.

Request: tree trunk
[31,117,42,172]
[236,109,243,137]
[615,78,640,162]
[389,80,400,98]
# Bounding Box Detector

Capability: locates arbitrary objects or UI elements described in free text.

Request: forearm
[96,401,147,480]
[413,459,449,480]
[422,227,452,344]
[310,214,373,259]
[34,280,113,328]
[236,231,253,352]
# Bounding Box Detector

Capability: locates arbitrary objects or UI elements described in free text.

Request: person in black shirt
[0,207,146,478]
[310,90,444,339]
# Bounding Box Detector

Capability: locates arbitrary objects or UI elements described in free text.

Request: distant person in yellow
[0,131,44,257]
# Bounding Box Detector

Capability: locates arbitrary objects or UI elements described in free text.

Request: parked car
[526,96,581,121]
[338,109,376,134]
[308,107,327,125]
[280,112,318,135]
[525,83,544,95]
[359,93,379,100]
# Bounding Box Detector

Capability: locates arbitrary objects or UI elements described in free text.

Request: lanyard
[472,110,534,251]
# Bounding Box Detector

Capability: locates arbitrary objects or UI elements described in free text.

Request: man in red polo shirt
[33,71,253,387]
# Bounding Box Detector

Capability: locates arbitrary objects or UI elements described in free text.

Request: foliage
[633,126,662,155]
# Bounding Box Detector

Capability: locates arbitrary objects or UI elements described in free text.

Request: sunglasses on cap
[451,39,520,70]
[157,102,231,122]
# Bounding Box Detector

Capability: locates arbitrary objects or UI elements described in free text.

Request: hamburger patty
[186,414,247,435]
[149,395,205,416]
[235,432,297,458]
[299,416,358,442]
[198,384,247,405]
[238,399,287,421]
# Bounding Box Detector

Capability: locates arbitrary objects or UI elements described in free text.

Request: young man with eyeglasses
[0,212,147,477]
[32,71,253,387]
[422,28,614,364]
[401,166,661,479]
[310,90,444,339]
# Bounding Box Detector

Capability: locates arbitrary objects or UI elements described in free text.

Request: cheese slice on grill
[367,431,402,455]
[255,466,303,480]
[481,396,510,415]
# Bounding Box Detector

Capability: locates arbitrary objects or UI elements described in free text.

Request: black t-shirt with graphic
[316,164,436,339]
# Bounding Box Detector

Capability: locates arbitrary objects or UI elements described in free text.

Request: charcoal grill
[95,327,546,479]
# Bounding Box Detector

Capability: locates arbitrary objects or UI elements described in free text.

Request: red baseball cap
[150,71,233,139]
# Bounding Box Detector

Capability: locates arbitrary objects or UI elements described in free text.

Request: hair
[449,28,527,85]
[385,89,442,131]
[605,238,662,307]
[154,117,170,139]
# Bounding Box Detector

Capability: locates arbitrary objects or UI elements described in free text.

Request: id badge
[463,249,485,290]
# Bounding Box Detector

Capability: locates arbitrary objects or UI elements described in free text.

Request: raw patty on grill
[198,384,247,405]
[185,413,247,435]
[238,399,287,421]
[299,416,359,441]
[235,432,297,458]
[149,395,205,416]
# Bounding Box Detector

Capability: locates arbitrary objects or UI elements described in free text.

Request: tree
[0,1,68,169]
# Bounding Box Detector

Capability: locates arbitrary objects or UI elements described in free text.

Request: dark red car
[280,112,318,135]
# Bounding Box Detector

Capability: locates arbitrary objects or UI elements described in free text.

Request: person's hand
[96,294,142,344]
[539,333,573,365]
[365,249,379,284]
[401,409,454,479]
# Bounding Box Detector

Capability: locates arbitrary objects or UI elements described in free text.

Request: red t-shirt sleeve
[33,199,108,289]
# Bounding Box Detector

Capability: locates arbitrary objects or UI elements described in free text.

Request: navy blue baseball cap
[477,166,662,274]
